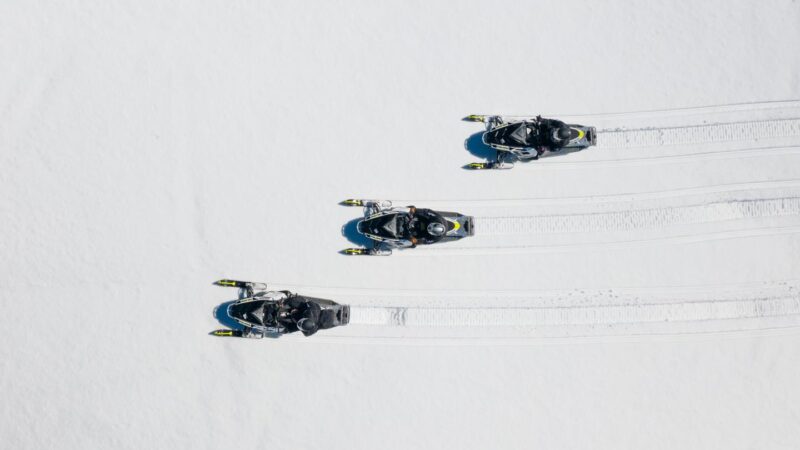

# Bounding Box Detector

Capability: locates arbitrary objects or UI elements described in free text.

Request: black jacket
[281,297,322,336]
[537,118,569,149]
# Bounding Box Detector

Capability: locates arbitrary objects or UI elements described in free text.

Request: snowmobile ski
[464,162,513,170]
[215,279,263,289]
[340,199,392,209]
[210,329,243,337]
[342,247,392,256]
[343,248,371,255]
[465,162,490,170]
[214,279,268,292]
[463,114,487,123]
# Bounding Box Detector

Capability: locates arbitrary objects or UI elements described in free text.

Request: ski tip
[464,162,491,170]
[342,248,369,255]
[340,199,364,207]
[210,329,236,337]
[214,279,239,287]
[462,115,485,123]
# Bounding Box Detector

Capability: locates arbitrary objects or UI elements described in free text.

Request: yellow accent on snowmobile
[464,115,486,122]
[216,280,237,287]
[344,248,367,255]
[212,330,234,336]
[451,220,461,231]
[342,199,364,206]
[466,162,489,169]
[574,128,586,140]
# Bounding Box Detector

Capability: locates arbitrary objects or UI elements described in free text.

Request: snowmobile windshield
[359,212,411,239]
[486,122,536,147]
[229,300,275,327]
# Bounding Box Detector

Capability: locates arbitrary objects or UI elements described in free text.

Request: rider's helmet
[427,222,446,237]
[552,125,571,142]
[297,318,317,334]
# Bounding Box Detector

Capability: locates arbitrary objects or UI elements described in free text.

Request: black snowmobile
[464,114,597,169]
[210,279,350,338]
[341,199,474,255]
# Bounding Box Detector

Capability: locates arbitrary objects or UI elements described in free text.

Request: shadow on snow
[213,300,243,331]
[464,131,496,162]
[341,217,372,248]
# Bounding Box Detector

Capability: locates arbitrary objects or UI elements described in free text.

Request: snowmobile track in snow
[475,196,800,235]
[349,296,800,329]
[333,281,800,340]
[597,118,800,149]
[395,179,800,208]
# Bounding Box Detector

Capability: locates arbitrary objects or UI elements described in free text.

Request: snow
[2,1,800,448]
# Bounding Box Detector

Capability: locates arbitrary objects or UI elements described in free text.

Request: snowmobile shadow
[213,300,244,331]
[341,217,372,248]
[464,131,496,163]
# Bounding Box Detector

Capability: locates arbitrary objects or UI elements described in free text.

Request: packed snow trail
[392,179,800,207]
[597,118,800,149]
[476,197,800,235]
[349,297,800,327]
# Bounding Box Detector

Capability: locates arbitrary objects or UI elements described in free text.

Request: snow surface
[2,1,800,449]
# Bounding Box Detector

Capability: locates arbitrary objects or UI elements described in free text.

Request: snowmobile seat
[319,310,337,329]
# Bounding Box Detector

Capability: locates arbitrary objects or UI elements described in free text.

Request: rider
[534,116,571,155]
[407,206,447,247]
[278,295,322,336]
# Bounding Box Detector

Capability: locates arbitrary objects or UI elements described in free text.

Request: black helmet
[553,126,571,141]
[297,318,317,334]
[427,222,446,237]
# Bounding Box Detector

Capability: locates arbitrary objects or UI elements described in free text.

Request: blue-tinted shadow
[464,131,496,161]
[213,300,243,330]
[342,217,372,247]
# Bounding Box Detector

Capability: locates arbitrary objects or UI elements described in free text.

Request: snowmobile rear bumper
[465,216,475,236]
[588,127,597,146]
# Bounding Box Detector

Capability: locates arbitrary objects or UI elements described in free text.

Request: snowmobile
[210,279,350,338]
[463,114,597,169]
[340,199,474,255]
